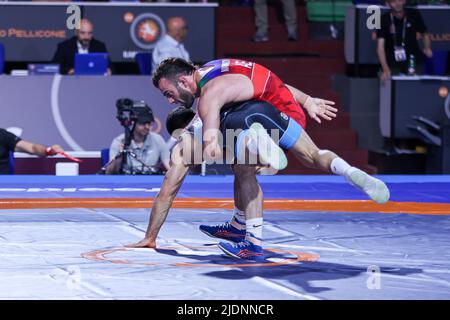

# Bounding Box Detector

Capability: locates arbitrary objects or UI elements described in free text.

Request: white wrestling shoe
[345,168,390,204]
[246,123,288,171]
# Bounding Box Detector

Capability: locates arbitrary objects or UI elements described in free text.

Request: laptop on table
[74,53,109,75]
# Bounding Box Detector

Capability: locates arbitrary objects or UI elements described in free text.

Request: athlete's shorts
[251,63,307,128]
[219,100,302,151]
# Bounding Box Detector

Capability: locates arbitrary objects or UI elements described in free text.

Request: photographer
[105,105,170,175]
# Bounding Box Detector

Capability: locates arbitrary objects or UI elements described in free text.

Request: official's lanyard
[390,13,407,47]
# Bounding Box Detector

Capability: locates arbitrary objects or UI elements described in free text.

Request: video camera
[116,98,153,127]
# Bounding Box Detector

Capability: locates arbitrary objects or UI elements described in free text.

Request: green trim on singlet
[198,77,209,89]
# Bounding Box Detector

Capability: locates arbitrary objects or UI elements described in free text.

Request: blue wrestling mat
[0,175,449,299]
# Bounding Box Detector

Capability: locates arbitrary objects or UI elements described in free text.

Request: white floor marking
[252,276,321,300]
[264,223,296,237]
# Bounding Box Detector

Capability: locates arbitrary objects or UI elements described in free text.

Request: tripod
[98,121,158,175]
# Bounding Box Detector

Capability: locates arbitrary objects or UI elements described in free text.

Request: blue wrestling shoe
[218,240,264,261]
[199,222,246,243]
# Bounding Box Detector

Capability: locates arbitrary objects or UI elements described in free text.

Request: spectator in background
[376,0,432,80]
[152,16,190,71]
[106,107,170,175]
[0,128,64,175]
[253,0,298,42]
[52,18,112,75]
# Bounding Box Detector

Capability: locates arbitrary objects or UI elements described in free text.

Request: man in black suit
[52,18,112,75]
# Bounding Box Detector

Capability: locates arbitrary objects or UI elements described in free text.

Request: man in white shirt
[152,16,190,71]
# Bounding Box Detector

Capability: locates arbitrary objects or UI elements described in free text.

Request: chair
[101,148,110,167]
[306,0,353,23]
[9,151,15,175]
[0,43,5,75]
[135,52,153,75]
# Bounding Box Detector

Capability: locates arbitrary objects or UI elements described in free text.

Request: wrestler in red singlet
[197,59,307,128]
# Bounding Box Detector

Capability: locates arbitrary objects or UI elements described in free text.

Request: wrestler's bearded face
[175,82,196,109]
[158,77,197,109]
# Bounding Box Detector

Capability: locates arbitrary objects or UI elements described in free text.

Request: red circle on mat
[82,246,319,268]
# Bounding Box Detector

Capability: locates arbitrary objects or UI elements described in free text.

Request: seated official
[0,128,64,175]
[106,108,170,175]
[52,18,111,75]
[152,16,190,71]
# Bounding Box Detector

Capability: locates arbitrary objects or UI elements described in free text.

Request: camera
[116,98,153,126]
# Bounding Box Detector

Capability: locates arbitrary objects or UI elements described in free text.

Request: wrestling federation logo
[130,13,166,50]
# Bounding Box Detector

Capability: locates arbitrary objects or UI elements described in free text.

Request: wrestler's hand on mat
[304,97,337,124]
[126,238,156,249]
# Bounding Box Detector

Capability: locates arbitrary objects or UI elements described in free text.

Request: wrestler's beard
[177,86,196,109]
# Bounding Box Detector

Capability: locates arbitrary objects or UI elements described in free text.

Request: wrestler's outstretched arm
[127,135,192,248]
[285,84,338,124]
